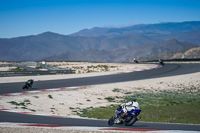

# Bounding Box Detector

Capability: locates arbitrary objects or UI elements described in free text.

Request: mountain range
[0,21,200,62]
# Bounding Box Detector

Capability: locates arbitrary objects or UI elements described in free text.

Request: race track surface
[0,63,200,131]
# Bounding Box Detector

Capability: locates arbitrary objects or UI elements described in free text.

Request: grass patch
[104,97,115,102]
[8,99,36,112]
[124,92,132,95]
[35,66,43,69]
[9,67,26,71]
[132,91,200,124]
[112,88,121,92]
[48,95,53,99]
[78,87,200,124]
[8,100,31,106]
[69,107,75,110]
[80,105,116,119]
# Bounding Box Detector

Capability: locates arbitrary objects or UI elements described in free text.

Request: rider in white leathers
[121,99,140,113]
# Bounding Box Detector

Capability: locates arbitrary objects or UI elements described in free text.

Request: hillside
[0,21,200,62]
[156,47,200,60]
[72,21,200,37]
[172,47,200,59]
[46,39,196,62]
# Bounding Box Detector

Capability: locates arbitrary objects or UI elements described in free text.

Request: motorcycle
[159,59,164,66]
[108,105,141,126]
[22,79,34,89]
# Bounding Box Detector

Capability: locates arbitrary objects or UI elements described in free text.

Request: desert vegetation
[79,83,200,124]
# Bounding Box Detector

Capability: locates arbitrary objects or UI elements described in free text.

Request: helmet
[132,99,136,102]
[119,105,123,110]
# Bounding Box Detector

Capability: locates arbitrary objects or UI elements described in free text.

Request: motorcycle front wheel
[22,85,28,89]
[108,116,115,125]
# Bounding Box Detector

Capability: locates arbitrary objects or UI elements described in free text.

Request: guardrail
[0,70,75,77]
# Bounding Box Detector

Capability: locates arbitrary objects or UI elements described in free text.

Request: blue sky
[0,0,200,38]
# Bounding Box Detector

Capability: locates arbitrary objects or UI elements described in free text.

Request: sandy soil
[0,67,17,71]
[47,62,154,73]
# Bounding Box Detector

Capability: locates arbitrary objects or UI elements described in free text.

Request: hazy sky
[0,0,200,38]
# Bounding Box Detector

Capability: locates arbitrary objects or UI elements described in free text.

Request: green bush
[9,67,26,71]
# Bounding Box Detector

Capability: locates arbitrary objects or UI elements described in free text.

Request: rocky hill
[0,21,200,62]
[47,39,196,62]
[72,21,200,37]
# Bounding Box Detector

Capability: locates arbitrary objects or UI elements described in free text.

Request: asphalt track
[0,63,200,131]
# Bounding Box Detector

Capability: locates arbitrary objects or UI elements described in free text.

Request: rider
[22,79,34,89]
[133,58,139,63]
[120,99,141,120]
[26,79,34,87]
[158,59,164,66]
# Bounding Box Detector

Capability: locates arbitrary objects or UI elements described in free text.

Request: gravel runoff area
[0,62,200,133]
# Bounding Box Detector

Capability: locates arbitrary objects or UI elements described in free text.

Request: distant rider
[158,59,164,66]
[23,79,34,89]
[133,58,139,63]
[27,79,34,87]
